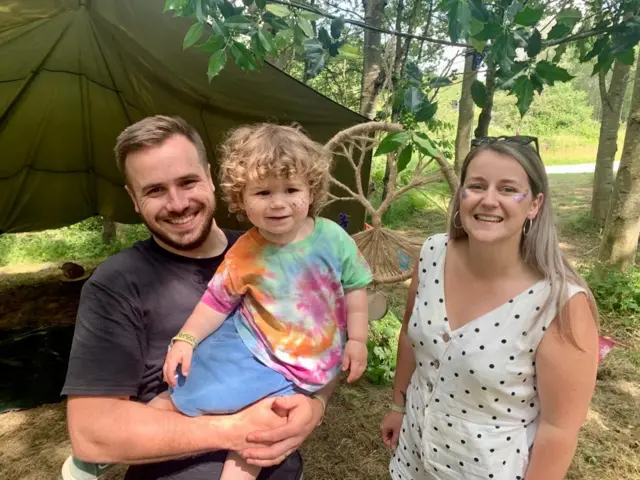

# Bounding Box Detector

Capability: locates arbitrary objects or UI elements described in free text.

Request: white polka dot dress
[390,233,584,480]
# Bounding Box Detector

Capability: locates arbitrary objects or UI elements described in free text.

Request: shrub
[366,310,402,385]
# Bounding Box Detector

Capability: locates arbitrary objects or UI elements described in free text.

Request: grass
[0,173,638,479]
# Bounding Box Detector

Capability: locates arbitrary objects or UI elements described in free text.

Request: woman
[381,140,599,480]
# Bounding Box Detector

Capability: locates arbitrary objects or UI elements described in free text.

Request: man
[61,115,333,479]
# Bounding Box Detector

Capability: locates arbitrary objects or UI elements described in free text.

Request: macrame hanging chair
[323,122,459,288]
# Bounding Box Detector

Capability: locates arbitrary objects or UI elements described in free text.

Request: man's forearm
[67,396,233,464]
[525,423,579,480]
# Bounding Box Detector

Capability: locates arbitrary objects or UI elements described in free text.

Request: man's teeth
[167,214,195,225]
[475,214,502,222]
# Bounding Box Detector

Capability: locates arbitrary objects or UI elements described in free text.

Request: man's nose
[166,188,189,212]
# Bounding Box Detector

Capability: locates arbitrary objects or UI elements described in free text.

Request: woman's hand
[381,411,404,449]
[240,394,323,467]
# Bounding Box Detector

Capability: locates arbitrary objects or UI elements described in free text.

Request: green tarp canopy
[0,0,368,234]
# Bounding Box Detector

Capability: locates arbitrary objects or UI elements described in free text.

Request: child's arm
[179,301,228,344]
[345,287,369,344]
[342,287,369,382]
[163,303,228,386]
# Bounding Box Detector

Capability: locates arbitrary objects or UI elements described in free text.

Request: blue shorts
[169,319,297,417]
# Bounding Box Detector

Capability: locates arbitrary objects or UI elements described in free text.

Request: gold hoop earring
[523,218,533,236]
[453,210,463,229]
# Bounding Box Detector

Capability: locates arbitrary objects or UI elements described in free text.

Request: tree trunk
[474,60,496,138]
[591,59,631,227]
[598,51,640,271]
[454,52,477,173]
[360,0,386,118]
[102,217,117,245]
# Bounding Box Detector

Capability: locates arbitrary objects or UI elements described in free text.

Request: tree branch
[268,0,471,47]
[542,26,613,48]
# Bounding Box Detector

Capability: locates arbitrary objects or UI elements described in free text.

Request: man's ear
[207,164,215,192]
[125,185,140,214]
[529,192,544,219]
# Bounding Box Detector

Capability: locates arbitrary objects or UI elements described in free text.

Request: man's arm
[241,378,338,467]
[67,395,287,464]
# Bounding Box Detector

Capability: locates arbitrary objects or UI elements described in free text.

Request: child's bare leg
[220,451,260,480]
[147,391,179,411]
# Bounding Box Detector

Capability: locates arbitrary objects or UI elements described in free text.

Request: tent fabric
[0,0,368,233]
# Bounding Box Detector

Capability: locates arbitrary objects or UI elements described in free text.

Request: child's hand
[381,411,404,449]
[163,341,194,387]
[342,339,367,383]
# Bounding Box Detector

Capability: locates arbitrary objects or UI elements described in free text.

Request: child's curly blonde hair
[218,123,331,217]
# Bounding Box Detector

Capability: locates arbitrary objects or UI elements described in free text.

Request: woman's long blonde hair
[447,141,598,345]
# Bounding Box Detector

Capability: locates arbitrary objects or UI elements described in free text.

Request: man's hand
[342,339,367,383]
[239,394,323,467]
[163,341,194,387]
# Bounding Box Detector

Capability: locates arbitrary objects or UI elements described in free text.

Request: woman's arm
[391,265,419,408]
[525,293,598,480]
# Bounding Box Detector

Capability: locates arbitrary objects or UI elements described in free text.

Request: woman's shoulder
[420,232,449,253]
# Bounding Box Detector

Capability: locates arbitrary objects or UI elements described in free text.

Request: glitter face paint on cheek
[513,190,529,203]
[460,187,469,199]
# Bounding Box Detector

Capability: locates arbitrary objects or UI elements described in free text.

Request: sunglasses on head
[471,135,540,155]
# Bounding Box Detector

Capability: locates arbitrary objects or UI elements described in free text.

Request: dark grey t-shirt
[62,232,302,480]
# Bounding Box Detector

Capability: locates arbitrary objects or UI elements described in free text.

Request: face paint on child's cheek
[513,190,529,203]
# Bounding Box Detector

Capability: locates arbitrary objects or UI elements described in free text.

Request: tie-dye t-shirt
[201,218,372,392]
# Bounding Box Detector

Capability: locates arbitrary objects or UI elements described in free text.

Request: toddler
[149,123,372,479]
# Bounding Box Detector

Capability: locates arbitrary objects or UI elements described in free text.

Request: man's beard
[144,208,216,252]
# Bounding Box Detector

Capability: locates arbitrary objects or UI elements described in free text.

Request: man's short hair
[114,115,208,182]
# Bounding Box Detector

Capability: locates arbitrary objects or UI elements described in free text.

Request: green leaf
[219,0,236,18]
[223,15,254,31]
[546,23,571,41]
[403,86,424,113]
[526,28,542,58]
[229,42,257,71]
[447,0,472,43]
[616,49,635,66]
[195,34,226,53]
[374,132,410,156]
[552,43,567,63]
[297,17,313,38]
[506,0,523,23]
[397,145,413,173]
[471,79,488,108]
[556,8,581,28]
[514,7,543,26]
[208,15,229,37]
[251,32,266,66]
[318,27,332,49]
[242,0,254,6]
[415,101,437,122]
[582,36,609,62]
[255,0,266,8]
[413,132,439,158]
[534,61,574,85]
[183,22,204,50]
[468,0,489,22]
[490,32,517,72]
[265,4,291,17]
[530,72,544,94]
[299,11,324,21]
[512,76,534,117]
[330,17,345,39]
[194,0,205,23]
[207,50,227,81]
[338,44,360,60]
[592,50,615,76]
[474,23,503,41]
[258,28,278,55]
[429,76,453,88]
[273,28,294,49]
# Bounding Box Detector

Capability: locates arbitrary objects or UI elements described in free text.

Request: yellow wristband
[389,403,406,414]
[171,332,198,348]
